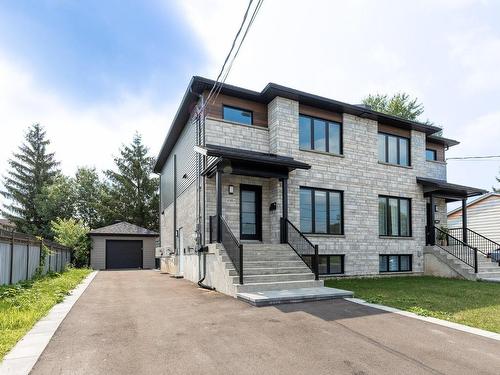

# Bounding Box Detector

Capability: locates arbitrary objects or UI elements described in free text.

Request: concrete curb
[346,297,500,342]
[0,270,98,375]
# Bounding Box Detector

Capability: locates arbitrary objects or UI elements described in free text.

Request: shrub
[51,218,90,267]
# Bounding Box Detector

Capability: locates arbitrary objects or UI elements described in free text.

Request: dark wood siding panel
[378,123,411,138]
[203,91,268,127]
[426,141,445,161]
[298,104,343,123]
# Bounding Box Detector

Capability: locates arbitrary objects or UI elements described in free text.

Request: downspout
[197,246,215,291]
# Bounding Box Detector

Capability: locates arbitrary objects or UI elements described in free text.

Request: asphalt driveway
[31,270,500,375]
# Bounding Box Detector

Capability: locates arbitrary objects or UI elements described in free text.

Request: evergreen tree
[105,133,159,230]
[1,124,60,235]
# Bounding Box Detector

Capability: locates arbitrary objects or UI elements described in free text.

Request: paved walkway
[31,270,500,375]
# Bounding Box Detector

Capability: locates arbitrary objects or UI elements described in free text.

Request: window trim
[379,254,412,273]
[222,105,253,125]
[378,195,412,237]
[299,114,343,155]
[304,254,345,275]
[425,148,437,161]
[300,187,344,235]
[378,132,411,166]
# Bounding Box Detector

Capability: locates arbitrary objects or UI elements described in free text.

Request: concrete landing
[481,277,500,283]
[236,287,354,307]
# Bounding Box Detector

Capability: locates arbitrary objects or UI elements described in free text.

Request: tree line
[1,124,159,265]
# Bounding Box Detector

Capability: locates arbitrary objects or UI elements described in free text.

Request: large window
[299,115,342,154]
[300,187,343,234]
[379,255,412,272]
[379,196,411,237]
[426,149,437,161]
[304,255,344,275]
[378,133,410,166]
[223,105,253,125]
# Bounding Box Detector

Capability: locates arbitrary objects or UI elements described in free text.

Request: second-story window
[378,132,410,166]
[426,149,437,161]
[299,115,342,155]
[223,105,253,125]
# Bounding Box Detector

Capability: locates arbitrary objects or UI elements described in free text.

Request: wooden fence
[0,228,72,285]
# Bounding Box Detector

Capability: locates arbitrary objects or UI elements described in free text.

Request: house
[153,76,498,297]
[448,193,500,244]
[89,221,158,270]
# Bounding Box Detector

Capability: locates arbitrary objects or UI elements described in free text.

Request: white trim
[0,271,98,375]
[346,297,500,342]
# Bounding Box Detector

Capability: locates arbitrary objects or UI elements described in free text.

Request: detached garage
[89,222,158,270]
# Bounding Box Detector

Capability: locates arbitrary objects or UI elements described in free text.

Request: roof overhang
[417,177,488,202]
[195,144,310,179]
[427,134,460,148]
[154,76,445,172]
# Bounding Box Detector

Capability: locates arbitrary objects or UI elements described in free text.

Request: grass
[0,267,92,359]
[326,276,500,333]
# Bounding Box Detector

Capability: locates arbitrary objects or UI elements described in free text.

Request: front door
[240,184,262,241]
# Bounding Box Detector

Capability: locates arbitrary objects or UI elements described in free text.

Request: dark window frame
[304,254,345,275]
[223,105,253,125]
[299,114,343,155]
[379,195,412,237]
[425,148,437,161]
[300,187,344,235]
[378,132,411,166]
[379,254,412,273]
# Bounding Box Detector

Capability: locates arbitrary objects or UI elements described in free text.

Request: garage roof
[89,222,158,237]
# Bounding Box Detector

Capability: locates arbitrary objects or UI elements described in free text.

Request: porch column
[429,194,436,245]
[281,178,288,243]
[462,198,468,243]
[215,169,222,242]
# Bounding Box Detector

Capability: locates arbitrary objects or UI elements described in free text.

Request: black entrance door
[240,184,262,241]
[106,240,143,269]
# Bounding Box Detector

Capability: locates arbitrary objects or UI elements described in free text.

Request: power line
[201,0,264,114]
[447,155,500,161]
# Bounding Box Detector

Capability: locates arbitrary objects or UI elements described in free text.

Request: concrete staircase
[220,243,323,294]
[426,245,500,281]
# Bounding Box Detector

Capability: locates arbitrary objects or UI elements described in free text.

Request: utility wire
[446,155,500,160]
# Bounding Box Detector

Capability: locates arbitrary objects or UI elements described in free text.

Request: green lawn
[0,267,92,359]
[326,276,500,333]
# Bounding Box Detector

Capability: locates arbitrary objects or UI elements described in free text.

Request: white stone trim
[346,297,500,342]
[0,271,98,375]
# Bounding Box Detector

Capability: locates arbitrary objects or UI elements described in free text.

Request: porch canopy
[195,144,311,178]
[416,177,487,202]
[417,176,488,243]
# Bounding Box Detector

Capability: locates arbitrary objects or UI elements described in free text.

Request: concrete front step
[237,287,354,307]
[231,273,315,284]
[222,255,300,262]
[237,260,307,268]
[227,267,310,276]
[235,279,324,294]
[477,272,500,278]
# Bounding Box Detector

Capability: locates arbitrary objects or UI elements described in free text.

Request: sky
[0,0,499,207]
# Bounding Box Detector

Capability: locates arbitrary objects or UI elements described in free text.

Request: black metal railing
[448,228,500,259]
[433,226,478,273]
[210,215,243,284]
[280,217,319,280]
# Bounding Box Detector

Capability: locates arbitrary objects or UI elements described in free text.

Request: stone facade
[200,97,449,277]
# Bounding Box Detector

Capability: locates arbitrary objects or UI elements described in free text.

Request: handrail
[433,226,478,273]
[448,227,500,257]
[210,215,243,284]
[281,217,319,280]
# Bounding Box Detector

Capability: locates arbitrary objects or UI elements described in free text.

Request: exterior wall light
[228,185,234,195]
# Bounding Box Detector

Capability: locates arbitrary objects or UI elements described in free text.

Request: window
[379,255,412,272]
[299,114,342,154]
[426,149,437,161]
[223,105,253,125]
[304,255,344,275]
[300,187,343,234]
[379,196,411,237]
[378,133,410,166]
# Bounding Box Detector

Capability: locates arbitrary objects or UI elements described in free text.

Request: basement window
[379,255,412,272]
[304,254,344,275]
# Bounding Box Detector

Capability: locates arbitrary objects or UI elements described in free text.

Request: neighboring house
[448,193,500,244]
[154,76,496,297]
[89,221,158,270]
[0,218,15,231]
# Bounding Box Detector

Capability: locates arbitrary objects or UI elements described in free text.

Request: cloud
[0,55,178,181]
